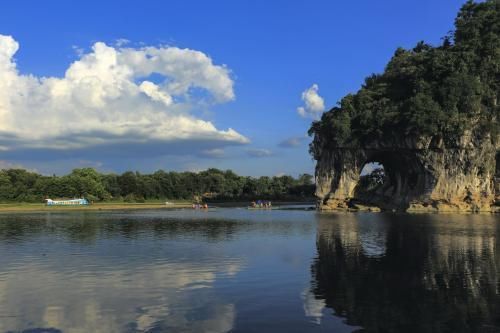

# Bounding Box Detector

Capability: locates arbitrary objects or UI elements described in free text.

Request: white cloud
[278,135,308,148]
[0,35,248,160]
[200,148,225,158]
[71,45,85,57]
[139,80,173,106]
[297,83,325,119]
[246,148,273,157]
[114,38,130,47]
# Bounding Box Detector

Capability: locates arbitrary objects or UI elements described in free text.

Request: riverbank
[0,201,316,213]
[0,201,192,212]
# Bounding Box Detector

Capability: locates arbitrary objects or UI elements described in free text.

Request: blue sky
[0,0,465,176]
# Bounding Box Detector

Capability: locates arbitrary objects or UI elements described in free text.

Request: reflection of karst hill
[311,214,500,333]
[423,232,498,296]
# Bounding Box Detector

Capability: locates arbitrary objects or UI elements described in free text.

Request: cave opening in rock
[353,162,388,207]
[352,151,433,210]
[358,162,386,192]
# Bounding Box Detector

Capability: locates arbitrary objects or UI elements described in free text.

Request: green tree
[67,168,107,200]
[0,171,14,200]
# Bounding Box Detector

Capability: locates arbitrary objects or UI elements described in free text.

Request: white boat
[45,198,89,206]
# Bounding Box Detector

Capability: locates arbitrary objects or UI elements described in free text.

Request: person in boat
[203,203,208,209]
[251,201,256,208]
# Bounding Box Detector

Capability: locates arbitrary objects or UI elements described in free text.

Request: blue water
[0,208,498,332]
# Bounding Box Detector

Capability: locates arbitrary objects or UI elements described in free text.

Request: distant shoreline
[0,202,192,213]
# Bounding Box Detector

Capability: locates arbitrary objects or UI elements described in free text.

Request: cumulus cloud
[0,35,249,162]
[278,136,308,148]
[139,80,173,106]
[297,84,325,119]
[246,148,273,157]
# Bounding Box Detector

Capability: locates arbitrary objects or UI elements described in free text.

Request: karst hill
[309,0,499,212]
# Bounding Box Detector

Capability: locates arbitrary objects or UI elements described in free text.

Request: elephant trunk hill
[309,0,499,213]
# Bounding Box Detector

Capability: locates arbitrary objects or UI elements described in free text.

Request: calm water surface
[0,208,498,332]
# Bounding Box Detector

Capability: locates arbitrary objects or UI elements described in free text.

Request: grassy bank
[0,200,192,212]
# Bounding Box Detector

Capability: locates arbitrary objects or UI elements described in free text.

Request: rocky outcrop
[314,133,499,212]
[311,0,499,213]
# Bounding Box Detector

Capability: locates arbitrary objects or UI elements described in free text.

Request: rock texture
[314,133,499,212]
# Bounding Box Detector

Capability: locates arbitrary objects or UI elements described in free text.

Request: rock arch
[315,142,498,212]
[353,151,435,210]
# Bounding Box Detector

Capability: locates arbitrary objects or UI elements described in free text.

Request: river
[0,208,498,332]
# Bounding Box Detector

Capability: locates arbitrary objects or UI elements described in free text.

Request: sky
[0,0,466,176]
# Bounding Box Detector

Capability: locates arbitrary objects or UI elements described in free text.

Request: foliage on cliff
[309,0,499,158]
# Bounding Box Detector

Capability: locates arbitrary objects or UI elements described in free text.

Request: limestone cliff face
[314,132,499,212]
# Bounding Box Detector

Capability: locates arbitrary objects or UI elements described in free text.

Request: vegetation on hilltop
[309,0,499,158]
[0,168,314,203]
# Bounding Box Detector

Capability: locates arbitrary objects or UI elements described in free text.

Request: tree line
[0,168,315,203]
